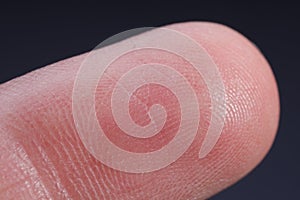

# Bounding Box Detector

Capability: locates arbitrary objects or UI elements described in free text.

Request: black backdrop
[0,1,298,199]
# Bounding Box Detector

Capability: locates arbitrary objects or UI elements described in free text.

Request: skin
[0,22,279,199]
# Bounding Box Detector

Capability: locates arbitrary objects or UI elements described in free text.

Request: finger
[0,22,279,199]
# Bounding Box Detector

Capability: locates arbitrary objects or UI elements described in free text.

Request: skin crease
[0,22,279,199]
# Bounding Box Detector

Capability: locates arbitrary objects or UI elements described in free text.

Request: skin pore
[0,22,279,199]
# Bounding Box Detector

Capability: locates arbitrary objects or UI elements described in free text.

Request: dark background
[0,1,298,199]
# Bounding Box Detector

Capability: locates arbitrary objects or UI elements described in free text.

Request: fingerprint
[72,27,226,173]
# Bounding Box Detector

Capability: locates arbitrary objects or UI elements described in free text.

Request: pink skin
[0,22,279,199]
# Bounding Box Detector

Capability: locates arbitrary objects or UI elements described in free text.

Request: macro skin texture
[0,22,279,199]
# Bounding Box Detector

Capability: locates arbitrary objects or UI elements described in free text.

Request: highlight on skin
[0,22,279,199]
[72,27,226,173]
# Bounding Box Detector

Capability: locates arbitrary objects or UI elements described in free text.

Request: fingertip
[0,21,280,199]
